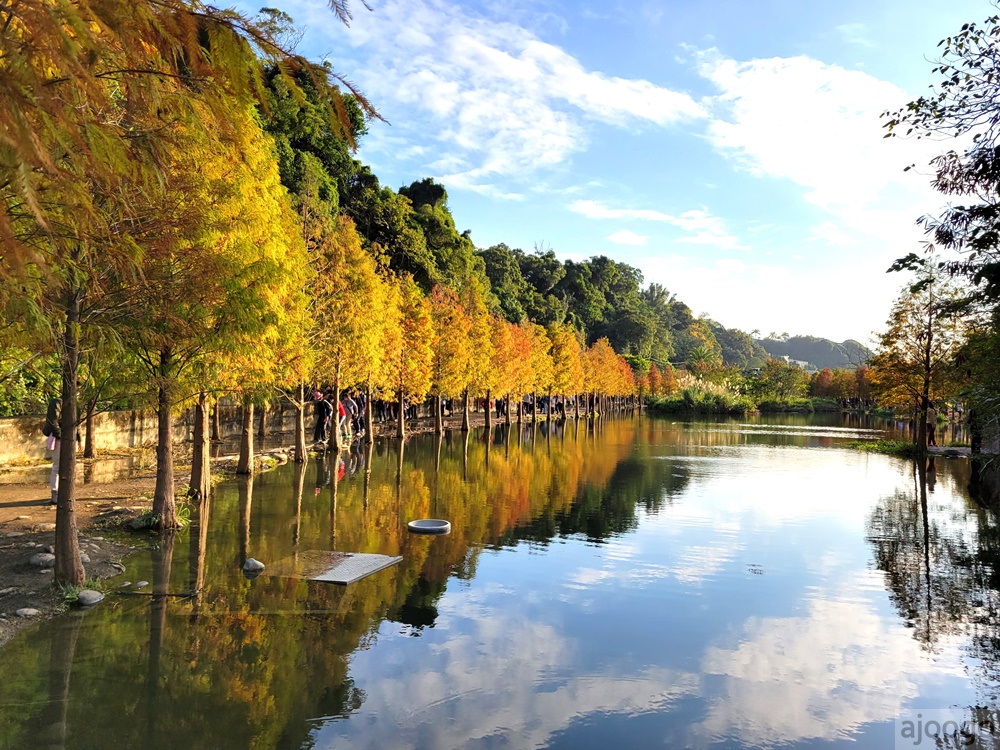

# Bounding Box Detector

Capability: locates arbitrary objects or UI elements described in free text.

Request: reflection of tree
[868,466,976,649]
[503,454,690,544]
[35,611,85,749]
[188,487,211,613]
[867,457,1000,707]
[146,530,176,745]
[388,573,448,632]
[238,474,254,567]
[1,417,710,748]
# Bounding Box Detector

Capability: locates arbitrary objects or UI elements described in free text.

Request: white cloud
[317,0,705,191]
[608,230,648,246]
[696,51,942,239]
[569,199,674,221]
[673,209,749,250]
[570,200,747,250]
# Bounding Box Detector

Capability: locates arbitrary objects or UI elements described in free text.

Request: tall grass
[648,382,754,415]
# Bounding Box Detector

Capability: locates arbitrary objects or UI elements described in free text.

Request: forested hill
[755,336,872,370]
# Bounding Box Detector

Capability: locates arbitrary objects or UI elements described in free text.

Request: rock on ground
[76,590,104,607]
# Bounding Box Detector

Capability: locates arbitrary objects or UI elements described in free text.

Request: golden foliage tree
[383,275,434,439]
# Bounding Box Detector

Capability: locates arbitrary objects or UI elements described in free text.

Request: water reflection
[0,416,997,749]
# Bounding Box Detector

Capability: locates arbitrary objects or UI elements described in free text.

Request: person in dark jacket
[312,391,333,444]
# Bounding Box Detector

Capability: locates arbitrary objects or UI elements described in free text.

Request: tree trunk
[397,387,407,439]
[236,400,254,475]
[532,392,537,423]
[294,382,307,463]
[505,394,511,426]
[330,366,341,451]
[462,389,471,432]
[257,405,267,438]
[917,282,935,455]
[189,391,211,502]
[153,347,179,529]
[365,381,375,446]
[434,393,443,435]
[575,393,580,420]
[83,397,96,459]
[54,284,84,587]
[210,405,221,442]
[517,394,523,426]
[485,389,493,431]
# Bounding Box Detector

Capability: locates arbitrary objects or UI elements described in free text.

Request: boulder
[243,558,265,573]
[16,608,40,618]
[29,553,55,568]
[76,590,104,607]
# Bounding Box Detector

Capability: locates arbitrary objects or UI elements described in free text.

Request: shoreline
[0,410,596,648]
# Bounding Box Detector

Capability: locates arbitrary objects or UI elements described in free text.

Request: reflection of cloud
[670,543,741,584]
[317,603,698,749]
[697,575,965,747]
[566,567,613,587]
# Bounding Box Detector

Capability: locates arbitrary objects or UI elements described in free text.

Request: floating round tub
[408,519,452,535]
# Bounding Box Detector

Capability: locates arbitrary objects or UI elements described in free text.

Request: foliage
[844,439,918,458]
[757,398,814,413]
[0,349,57,416]
[744,359,809,402]
[868,274,969,412]
[647,386,754,415]
[383,275,434,403]
[808,367,873,400]
[429,286,471,398]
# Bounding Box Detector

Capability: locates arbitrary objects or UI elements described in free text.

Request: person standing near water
[312,390,332,444]
[42,398,61,505]
[926,403,938,446]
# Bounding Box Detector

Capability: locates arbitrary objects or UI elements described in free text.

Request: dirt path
[0,468,159,648]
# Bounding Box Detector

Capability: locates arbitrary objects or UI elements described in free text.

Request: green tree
[476,243,529,322]
[400,179,486,291]
[869,272,969,448]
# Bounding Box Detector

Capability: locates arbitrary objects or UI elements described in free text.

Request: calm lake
[0,415,996,749]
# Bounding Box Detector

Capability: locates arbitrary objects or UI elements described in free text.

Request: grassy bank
[843,439,917,458]
[647,386,754,415]
[647,391,842,416]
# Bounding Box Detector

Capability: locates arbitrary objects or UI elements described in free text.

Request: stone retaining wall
[0,402,297,465]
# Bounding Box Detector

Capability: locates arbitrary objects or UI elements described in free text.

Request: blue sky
[241,0,990,343]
